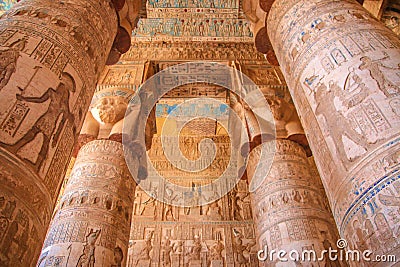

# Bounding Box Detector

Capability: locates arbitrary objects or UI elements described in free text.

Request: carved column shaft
[248,139,341,266]
[0,0,119,265]
[39,140,135,267]
[267,0,400,257]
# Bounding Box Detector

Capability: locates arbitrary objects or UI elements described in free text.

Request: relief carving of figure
[389,98,400,117]
[133,231,154,265]
[184,186,201,216]
[164,203,177,221]
[118,70,136,84]
[164,186,179,220]
[209,240,224,261]
[1,72,76,171]
[314,82,370,163]
[76,229,101,267]
[1,219,18,259]
[229,188,243,220]
[161,237,173,267]
[173,240,184,262]
[320,231,341,267]
[363,219,381,252]
[1,199,16,219]
[374,213,397,251]
[352,219,368,252]
[229,188,249,221]
[205,199,223,220]
[139,189,157,218]
[185,235,202,266]
[382,14,400,35]
[358,53,400,97]
[232,229,254,267]
[0,36,28,91]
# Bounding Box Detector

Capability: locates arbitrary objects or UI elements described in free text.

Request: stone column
[52,111,100,218]
[266,0,400,256]
[38,139,136,267]
[0,0,121,264]
[248,139,342,266]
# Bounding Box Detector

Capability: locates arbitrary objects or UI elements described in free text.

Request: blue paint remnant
[341,169,399,231]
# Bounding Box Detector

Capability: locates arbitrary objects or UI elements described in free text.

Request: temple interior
[0,0,399,266]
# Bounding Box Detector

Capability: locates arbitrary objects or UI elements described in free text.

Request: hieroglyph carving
[248,140,341,266]
[128,133,258,266]
[133,18,253,42]
[122,42,264,61]
[147,0,238,9]
[39,140,135,267]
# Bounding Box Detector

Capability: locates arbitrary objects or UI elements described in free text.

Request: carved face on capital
[267,98,283,121]
[267,97,293,122]
[93,96,127,124]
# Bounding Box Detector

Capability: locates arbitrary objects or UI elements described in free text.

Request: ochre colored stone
[39,140,136,267]
[0,0,118,264]
[248,140,343,266]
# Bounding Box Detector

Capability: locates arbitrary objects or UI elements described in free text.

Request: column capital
[255,27,279,65]
[107,0,145,65]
